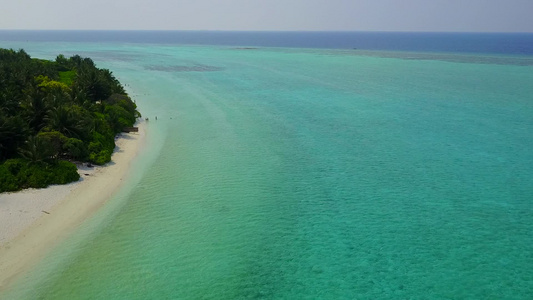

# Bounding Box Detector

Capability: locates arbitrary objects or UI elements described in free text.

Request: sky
[1,0,532,32]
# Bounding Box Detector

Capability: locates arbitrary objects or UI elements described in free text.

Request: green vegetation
[0,48,140,192]
[58,70,76,86]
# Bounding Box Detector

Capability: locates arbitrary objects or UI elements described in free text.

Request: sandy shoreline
[0,122,146,291]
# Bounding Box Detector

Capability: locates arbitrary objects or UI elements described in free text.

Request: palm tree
[0,86,22,116]
[71,85,97,112]
[21,92,51,133]
[0,114,29,160]
[46,105,93,140]
[19,135,54,164]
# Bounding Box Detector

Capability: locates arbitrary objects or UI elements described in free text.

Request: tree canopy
[0,48,141,192]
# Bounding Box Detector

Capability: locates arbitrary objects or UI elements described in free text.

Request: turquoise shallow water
[2,42,533,299]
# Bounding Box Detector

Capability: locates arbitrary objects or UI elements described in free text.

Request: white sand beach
[0,122,146,290]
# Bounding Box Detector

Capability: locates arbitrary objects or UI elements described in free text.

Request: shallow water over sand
[3,41,533,299]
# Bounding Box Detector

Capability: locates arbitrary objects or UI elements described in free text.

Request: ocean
[1,31,533,299]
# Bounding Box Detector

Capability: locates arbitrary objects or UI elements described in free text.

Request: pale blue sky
[1,0,532,32]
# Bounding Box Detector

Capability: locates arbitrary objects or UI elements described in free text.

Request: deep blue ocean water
[1,31,533,299]
[2,30,533,55]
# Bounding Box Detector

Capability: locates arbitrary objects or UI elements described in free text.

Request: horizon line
[1,29,532,34]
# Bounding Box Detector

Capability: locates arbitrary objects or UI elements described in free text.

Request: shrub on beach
[88,131,115,165]
[89,149,112,166]
[0,159,80,192]
[63,138,89,160]
[48,160,80,184]
[0,163,19,192]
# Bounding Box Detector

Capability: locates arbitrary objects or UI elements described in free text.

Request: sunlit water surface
[2,38,533,299]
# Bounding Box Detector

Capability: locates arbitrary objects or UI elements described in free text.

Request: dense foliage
[0,49,140,192]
